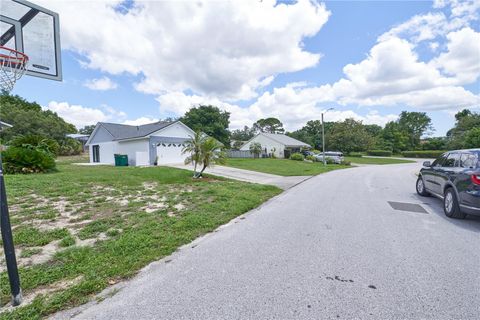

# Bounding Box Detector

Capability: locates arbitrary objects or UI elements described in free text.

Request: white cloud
[44,101,126,128]
[39,0,330,100]
[432,27,480,84]
[157,90,398,131]
[83,76,118,91]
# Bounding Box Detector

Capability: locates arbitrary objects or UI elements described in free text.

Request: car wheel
[443,188,466,219]
[416,176,429,196]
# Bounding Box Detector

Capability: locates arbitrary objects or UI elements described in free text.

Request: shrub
[367,150,392,157]
[325,157,336,164]
[348,152,363,157]
[305,155,315,161]
[290,153,304,161]
[59,138,83,156]
[402,150,446,158]
[2,146,56,174]
[10,134,59,156]
[311,149,320,154]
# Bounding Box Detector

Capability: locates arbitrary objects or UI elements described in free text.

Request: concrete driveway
[165,163,311,190]
[54,163,480,320]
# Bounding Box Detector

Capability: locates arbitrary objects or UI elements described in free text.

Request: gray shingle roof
[262,133,310,147]
[100,121,174,140]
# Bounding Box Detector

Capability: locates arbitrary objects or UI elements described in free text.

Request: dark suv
[416,149,480,219]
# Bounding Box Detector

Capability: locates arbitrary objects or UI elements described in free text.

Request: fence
[227,150,254,158]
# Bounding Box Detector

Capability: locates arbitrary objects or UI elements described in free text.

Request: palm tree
[249,142,262,158]
[182,131,204,178]
[196,137,225,178]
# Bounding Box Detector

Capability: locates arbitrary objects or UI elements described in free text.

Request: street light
[321,108,334,166]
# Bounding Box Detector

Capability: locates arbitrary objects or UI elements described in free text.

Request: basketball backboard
[0,0,62,81]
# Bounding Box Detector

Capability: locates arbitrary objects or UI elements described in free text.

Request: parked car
[416,149,480,219]
[302,150,315,157]
[314,151,344,164]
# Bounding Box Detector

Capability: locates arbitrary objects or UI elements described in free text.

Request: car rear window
[460,153,479,168]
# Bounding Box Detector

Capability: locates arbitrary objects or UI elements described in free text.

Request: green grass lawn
[344,156,415,165]
[225,158,348,176]
[0,156,281,319]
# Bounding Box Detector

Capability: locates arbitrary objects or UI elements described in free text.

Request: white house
[240,133,310,158]
[85,121,195,166]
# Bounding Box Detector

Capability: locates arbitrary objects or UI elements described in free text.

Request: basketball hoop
[0,46,29,93]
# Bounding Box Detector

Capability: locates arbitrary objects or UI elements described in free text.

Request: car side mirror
[423,161,431,167]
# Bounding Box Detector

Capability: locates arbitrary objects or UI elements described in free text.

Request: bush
[10,134,59,156]
[59,138,83,156]
[402,150,446,158]
[2,146,56,174]
[311,149,320,154]
[305,155,315,161]
[348,152,363,157]
[325,157,336,165]
[290,153,304,161]
[367,150,392,157]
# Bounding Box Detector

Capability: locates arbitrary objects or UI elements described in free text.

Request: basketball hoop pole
[0,46,28,306]
[0,153,22,306]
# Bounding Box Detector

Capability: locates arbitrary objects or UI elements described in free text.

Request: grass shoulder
[0,156,281,319]
[344,156,415,165]
[225,158,349,176]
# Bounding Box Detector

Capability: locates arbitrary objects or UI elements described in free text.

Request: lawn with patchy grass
[0,156,281,319]
[344,156,415,165]
[225,158,348,176]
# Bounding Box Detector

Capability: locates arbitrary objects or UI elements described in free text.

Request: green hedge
[348,152,363,157]
[402,150,446,158]
[2,146,56,174]
[367,150,392,157]
[290,153,304,161]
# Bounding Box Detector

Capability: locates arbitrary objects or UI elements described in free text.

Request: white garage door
[156,143,185,165]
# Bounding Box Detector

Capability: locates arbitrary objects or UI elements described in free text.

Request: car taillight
[472,174,480,185]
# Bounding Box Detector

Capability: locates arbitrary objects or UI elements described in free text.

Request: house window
[92,145,100,163]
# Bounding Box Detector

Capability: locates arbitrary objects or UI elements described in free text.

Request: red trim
[0,46,29,63]
[472,175,480,185]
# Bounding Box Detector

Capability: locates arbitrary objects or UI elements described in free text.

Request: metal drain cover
[388,201,428,214]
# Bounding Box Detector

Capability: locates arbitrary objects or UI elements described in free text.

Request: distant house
[67,133,90,151]
[85,121,195,166]
[240,133,310,158]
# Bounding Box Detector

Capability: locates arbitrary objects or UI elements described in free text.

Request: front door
[92,145,100,163]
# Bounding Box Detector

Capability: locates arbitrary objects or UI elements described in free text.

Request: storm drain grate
[388,201,428,214]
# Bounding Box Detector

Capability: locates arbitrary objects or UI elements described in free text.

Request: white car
[314,152,344,164]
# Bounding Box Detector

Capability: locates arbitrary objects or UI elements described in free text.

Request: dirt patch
[2,276,84,310]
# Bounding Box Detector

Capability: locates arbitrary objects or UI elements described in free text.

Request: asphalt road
[58,163,480,320]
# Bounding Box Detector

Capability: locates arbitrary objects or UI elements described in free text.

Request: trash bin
[114,154,128,166]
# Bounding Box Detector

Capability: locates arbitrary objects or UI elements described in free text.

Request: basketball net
[0,46,29,93]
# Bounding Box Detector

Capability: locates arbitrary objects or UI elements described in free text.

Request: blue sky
[11,0,480,136]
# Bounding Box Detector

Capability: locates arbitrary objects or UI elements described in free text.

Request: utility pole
[321,108,334,166]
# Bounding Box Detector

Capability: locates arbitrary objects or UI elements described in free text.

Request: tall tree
[0,93,76,143]
[397,111,433,149]
[181,105,230,146]
[288,120,333,150]
[253,117,285,134]
[447,109,480,149]
[326,118,374,154]
[381,121,410,153]
[230,126,255,141]
[79,125,96,135]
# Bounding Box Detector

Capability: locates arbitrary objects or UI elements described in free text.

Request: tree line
[180,105,479,153]
[1,94,478,158]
